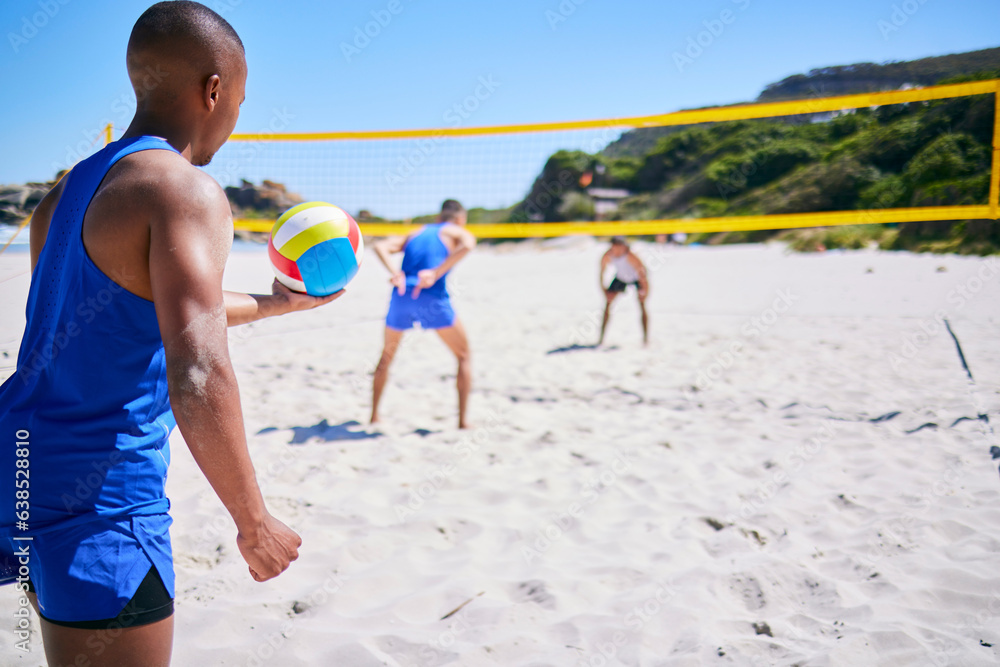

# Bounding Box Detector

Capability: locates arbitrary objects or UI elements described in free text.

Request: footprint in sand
[511,580,556,609]
[731,575,766,611]
[373,636,457,667]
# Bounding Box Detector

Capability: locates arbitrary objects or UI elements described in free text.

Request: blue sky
[0,0,996,216]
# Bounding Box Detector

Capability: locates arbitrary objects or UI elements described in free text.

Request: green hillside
[601,47,1000,162]
[509,58,999,254]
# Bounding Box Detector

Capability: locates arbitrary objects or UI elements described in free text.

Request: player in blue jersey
[371,200,477,429]
[0,3,340,665]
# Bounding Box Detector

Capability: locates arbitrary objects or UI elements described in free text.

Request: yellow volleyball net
[2,78,997,253]
[212,78,999,238]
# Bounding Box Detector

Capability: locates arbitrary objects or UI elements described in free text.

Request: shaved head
[128,1,244,88]
[126,1,247,165]
[129,1,243,63]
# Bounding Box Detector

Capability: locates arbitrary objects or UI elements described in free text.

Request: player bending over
[598,236,649,346]
[371,200,476,429]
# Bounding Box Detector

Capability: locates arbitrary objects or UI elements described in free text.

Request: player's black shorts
[608,277,639,293]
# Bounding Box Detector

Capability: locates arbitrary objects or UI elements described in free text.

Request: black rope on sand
[944,318,975,382]
[944,318,998,479]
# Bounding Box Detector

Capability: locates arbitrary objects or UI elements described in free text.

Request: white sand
[2,240,1000,666]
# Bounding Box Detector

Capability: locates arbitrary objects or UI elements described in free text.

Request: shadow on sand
[546,344,618,355]
[258,419,383,445]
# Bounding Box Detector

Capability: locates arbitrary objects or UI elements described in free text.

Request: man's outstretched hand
[271,279,343,313]
[237,513,302,582]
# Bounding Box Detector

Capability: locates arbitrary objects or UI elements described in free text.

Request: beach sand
[1,239,999,666]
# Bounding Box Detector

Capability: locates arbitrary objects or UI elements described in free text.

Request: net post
[991,82,1000,219]
[104,123,113,146]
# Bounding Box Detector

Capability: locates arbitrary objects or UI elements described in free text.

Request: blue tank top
[401,222,451,297]
[0,136,177,541]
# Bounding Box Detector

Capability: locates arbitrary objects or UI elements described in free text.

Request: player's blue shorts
[5,513,174,626]
[386,289,456,330]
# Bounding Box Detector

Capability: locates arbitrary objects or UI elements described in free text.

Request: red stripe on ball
[268,236,302,281]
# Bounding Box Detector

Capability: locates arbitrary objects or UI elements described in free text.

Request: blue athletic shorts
[386,289,455,330]
[9,513,174,624]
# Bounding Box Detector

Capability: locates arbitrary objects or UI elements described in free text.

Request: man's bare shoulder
[439,222,476,246]
[80,148,234,294]
[110,149,231,225]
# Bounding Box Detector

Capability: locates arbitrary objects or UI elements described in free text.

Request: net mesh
[207,79,999,237]
[2,79,997,255]
[202,127,620,223]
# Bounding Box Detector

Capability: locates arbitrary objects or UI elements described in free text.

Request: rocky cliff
[0,182,52,224]
[224,179,303,218]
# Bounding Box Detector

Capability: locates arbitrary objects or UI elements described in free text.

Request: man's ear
[204,74,222,111]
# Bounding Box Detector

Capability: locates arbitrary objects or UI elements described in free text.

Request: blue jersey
[0,136,178,617]
[401,222,452,298]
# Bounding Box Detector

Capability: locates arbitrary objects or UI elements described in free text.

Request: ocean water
[0,226,267,255]
[0,224,29,251]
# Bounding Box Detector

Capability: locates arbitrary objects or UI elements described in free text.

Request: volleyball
[268,202,364,296]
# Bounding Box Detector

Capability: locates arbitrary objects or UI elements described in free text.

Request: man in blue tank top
[371,200,477,429]
[0,3,340,665]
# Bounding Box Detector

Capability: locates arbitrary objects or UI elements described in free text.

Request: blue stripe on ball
[298,238,360,296]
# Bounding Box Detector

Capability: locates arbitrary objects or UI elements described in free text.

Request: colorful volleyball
[268,202,364,296]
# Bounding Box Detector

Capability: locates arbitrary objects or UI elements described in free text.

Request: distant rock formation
[0,182,51,224]
[224,179,303,217]
[0,177,307,232]
[356,210,386,222]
